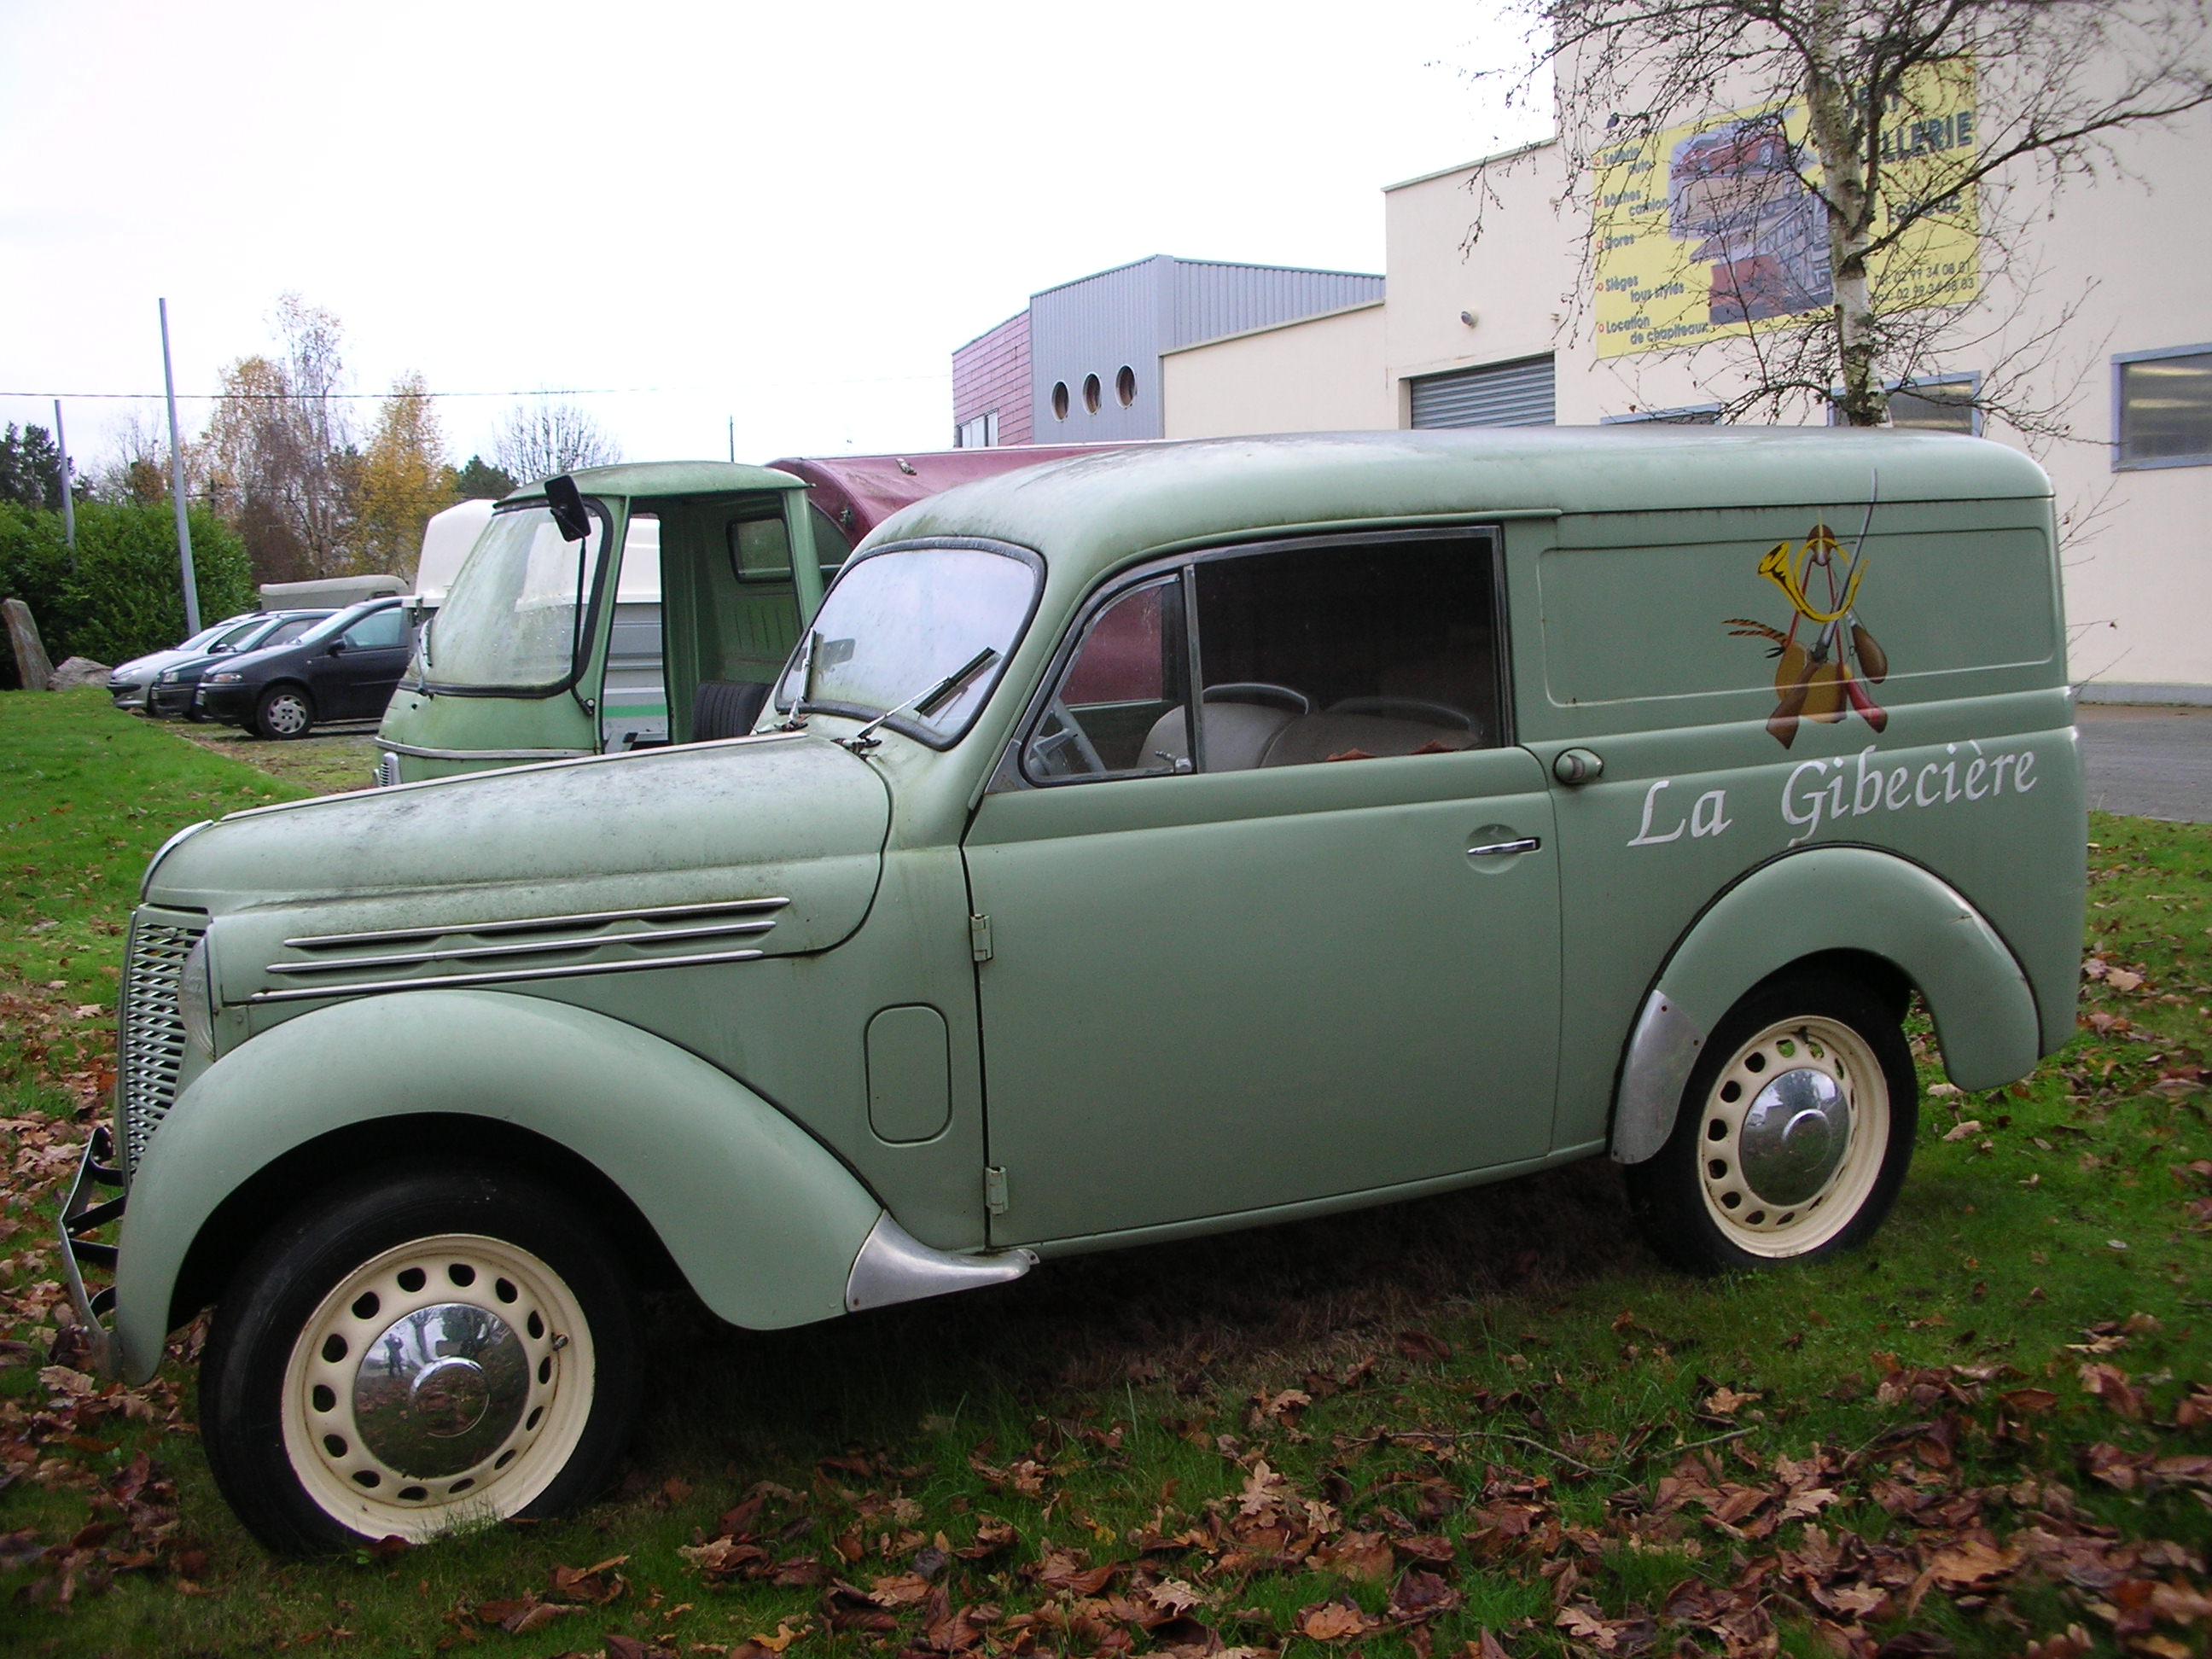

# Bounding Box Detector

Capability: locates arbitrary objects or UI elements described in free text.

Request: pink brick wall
[952,311,1033,446]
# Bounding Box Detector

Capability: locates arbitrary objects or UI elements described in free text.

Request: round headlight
[178,935,215,1059]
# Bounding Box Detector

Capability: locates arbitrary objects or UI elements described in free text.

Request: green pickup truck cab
[64,428,2084,1553]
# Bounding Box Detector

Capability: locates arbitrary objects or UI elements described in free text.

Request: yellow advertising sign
[1592,61,1979,358]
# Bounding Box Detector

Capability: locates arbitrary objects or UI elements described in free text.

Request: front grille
[117,915,202,1185]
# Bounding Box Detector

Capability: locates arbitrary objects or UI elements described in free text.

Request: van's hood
[147,734,890,1004]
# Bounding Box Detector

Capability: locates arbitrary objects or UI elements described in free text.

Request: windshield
[773,543,1037,745]
[211,616,274,652]
[415,503,607,690]
[181,615,253,652]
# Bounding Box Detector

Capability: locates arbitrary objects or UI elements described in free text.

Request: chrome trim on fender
[138,820,213,901]
[246,946,769,1004]
[283,896,789,951]
[844,1213,1037,1313]
[1610,988,1708,1164]
[268,917,780,975]
[373,738,594,761]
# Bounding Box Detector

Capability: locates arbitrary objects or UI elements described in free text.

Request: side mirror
[327,639,346,655]
[545,474,591,544]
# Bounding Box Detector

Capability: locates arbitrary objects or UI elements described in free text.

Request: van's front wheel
[1624,974,1917,1273]
[201,1167,641,1554]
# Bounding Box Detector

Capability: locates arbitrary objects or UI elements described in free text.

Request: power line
[1,374,947,401]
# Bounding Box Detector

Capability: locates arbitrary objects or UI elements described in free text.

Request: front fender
[1610,847,2042,1162]
[114,988,883,1382]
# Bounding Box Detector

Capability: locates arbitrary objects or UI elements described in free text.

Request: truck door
[963,529,1562,1246]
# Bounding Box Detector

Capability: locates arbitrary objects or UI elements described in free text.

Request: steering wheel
[1024,700,1106,779]
[1330,695,1477,731]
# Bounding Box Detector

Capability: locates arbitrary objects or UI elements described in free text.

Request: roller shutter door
[1408,354,1556,428]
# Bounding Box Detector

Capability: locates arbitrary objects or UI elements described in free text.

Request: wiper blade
[839,647,999,754]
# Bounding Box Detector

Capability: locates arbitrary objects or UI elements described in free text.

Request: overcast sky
[1,1,1545,474]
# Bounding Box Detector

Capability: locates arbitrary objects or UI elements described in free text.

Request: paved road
[2078,704,2212,824]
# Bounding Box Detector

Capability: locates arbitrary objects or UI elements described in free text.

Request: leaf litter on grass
[3,703,2212,1659]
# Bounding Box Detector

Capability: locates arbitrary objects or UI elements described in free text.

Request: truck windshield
[773,544,1036,746]
[417,504,606,691]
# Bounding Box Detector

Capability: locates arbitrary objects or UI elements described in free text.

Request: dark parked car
[195,598,413,739]
[108,613,263,713]
[145,611,335,719]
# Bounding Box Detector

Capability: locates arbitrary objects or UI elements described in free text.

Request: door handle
[1467,835,1542,858]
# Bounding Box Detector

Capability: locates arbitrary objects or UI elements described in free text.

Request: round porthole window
[1051,381,1069,421]
[1082,374,1102,415]
[1115,365,1136,407]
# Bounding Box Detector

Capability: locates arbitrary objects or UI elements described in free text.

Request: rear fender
[114,988,882,1381]
[1610,847,2040,1163]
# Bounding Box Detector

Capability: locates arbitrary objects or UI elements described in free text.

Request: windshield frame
[772,535,1045,750]
[406,498,614,698]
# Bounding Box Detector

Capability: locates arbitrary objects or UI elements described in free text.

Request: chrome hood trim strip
[267,917,780,976]
[245,946,767,1005]
[283,896,789,951]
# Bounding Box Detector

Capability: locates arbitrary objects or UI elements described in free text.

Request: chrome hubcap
[280,1234,593,1540]
[1737,1067,1849,1204]
[355,1302,530,1478]
[266,696,306,734]
[1696,1014,1889,1257]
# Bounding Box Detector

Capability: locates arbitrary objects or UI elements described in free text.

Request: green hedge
[0,501,257,687]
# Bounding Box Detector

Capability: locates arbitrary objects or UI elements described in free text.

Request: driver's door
[963,529,1561,1247]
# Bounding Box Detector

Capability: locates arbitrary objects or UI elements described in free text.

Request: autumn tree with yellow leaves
[353,373,452,582]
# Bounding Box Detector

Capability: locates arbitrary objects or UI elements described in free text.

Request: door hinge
[969,913,993,963]
[984,1165,1009,1215]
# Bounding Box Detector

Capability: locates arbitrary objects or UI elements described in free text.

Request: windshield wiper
[774,630,821,731]
[838,647,999,754]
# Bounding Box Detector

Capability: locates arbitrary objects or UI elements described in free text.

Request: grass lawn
[2,686,2208,1658]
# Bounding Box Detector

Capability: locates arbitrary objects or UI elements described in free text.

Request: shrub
[0,501,257,686]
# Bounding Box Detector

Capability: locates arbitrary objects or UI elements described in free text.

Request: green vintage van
[64,428,2083,1552]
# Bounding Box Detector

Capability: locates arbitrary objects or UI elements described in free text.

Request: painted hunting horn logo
[1725,480,1889,748]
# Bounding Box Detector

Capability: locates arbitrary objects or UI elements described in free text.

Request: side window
[341,609,407,650]
[266,617,318,647]
[1022,577,1190,783]
[1190,536,1500,770]
[729,511,794,581]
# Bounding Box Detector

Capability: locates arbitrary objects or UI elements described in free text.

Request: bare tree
[202,294,358,579]
[491,398,620,485]
[1484,0,2212,427]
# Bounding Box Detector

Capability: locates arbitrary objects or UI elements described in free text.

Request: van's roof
[867,428,2052,581]
[505,462,805,501]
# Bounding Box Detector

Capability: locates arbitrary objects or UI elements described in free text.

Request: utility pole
[51,399,75,552]
[727,416,735,463]
[158,298,201,635]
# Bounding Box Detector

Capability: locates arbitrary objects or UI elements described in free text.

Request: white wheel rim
[1695,1014,1889,1258]
[265,695,308,735]
[280,1233,594,1542]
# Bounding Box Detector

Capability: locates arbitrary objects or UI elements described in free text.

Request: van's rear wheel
[201,1167,640,1554]
[1625,973,1916,1273]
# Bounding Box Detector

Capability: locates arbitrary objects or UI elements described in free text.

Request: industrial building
[952,256,1383,448]
[955,109,2210,700]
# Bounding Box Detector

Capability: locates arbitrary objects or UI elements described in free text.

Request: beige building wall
[1167,109,2212,695]
[1160,302,1393,439]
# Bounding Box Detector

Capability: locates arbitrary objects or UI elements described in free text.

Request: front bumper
[57,1126,124,1377]
[148,683,199,719]
[108,682,149,712]
[197,683,256,723]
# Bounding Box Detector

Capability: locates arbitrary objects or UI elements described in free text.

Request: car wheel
[1624,972,1916,1274]
[200,1165,641,1555]
[254,684,315,740]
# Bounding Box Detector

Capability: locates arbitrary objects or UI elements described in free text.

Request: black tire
[201,1164,642,1555]
[253,683,315,740]
[1624,971,1917,1274]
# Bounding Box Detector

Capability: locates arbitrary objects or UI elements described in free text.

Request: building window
[1083,373,1103,415]
[1051,381,1070,422]
[1825,375,1980,434]
[956,411,999,449]
[2115,345,2212,469]
[1115,365,1137,408]
[1407,354,1555,428]
[1600,404,1723,425]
